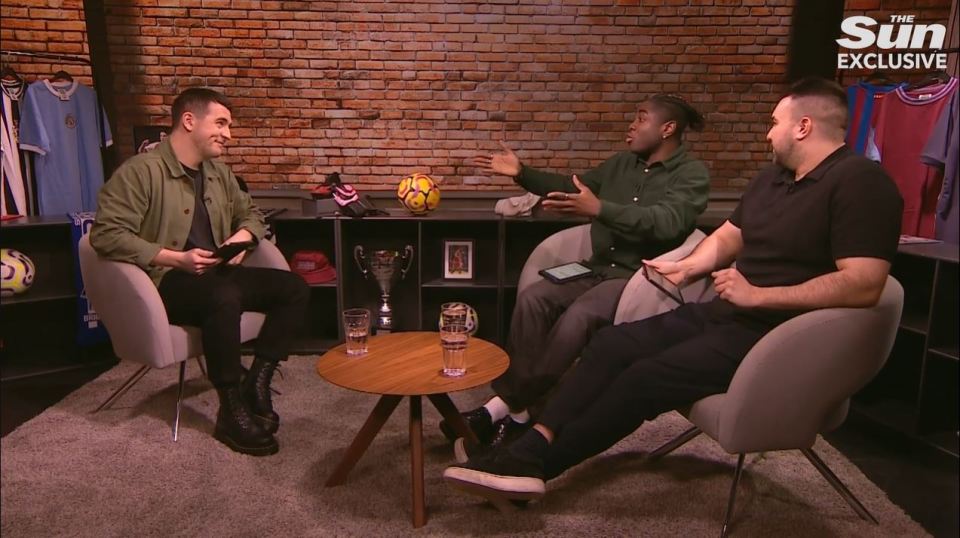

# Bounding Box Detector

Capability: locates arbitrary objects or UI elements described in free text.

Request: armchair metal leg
[648,425,702,461]
[195,357,207,379]
[172,362,187,442]
[93,365,151,413]
[720,453,746,538]
[801,447,878,524]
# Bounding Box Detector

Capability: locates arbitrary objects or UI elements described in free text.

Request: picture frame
[443,239,474,280]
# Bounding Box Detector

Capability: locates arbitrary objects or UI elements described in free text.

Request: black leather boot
[241,357,280,434]
[214,385,278,457]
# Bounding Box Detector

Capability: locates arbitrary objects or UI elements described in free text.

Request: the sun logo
[836,15,947,70]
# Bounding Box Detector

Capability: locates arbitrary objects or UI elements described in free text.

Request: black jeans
[492,276,629,411]
[158,265,310,388]
[538,300,771,479]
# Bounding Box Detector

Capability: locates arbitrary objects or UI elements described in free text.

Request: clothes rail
[0,50,92,65]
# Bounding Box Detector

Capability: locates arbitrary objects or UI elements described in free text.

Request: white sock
[483,397,510,422]
[509,410,530,424]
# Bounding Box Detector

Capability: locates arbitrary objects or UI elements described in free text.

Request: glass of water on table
[440,304,469,377]
[342,308,370,356]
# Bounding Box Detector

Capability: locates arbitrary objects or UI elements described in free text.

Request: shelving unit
[1,217,116,381]
[854,242,959,458]
[270,209,587,352]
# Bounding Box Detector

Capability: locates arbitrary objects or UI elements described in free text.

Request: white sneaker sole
[453,437,469,464]
[443,466,545,507]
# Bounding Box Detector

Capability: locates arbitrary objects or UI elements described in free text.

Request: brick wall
[0,0,953,194]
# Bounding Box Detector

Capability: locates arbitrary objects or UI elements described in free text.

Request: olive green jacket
[90,139,266,287]
[516,146,710,278]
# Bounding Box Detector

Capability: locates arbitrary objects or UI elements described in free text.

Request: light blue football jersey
[19,80,113,215]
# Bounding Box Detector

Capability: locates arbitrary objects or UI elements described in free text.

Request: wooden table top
[315,331,509,396]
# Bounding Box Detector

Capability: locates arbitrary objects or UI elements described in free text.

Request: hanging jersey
[921,89,959,244]
[18,80,113,216]
[1,93,27,215]
[1,77,34,214]
[846,82,901,155]
[872,78,958,238]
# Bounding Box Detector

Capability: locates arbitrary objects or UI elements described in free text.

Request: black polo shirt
[722,145,903,326]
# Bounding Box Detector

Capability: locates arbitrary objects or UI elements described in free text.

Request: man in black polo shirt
[442,77,903,503]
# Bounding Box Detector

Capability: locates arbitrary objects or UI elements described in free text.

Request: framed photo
[133,125,170,154]
[443,239,474,280]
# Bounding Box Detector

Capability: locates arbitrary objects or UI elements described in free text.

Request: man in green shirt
[440,95,710,455]
[90,88,309,457]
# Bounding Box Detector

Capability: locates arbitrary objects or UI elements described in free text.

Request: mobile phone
[539,261,594,284]
[643,264,684,304]
[213,241,255,261]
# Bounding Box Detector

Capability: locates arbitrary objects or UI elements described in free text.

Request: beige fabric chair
[78,235,290,441]
[646,275,904,537]
[517,224,710,316]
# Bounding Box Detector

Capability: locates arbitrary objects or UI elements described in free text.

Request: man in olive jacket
[90,88,308,457]
[440,95,711,456]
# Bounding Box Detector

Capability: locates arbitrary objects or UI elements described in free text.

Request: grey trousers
[491,275,628,411]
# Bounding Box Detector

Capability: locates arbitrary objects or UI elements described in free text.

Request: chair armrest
[517,224,592,295]
[614,229,711,325]
[78,235,177,368]
[707,276,904,453]
[243,240,290,271]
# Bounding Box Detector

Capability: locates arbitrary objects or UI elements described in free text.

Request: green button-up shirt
[90,139,266,287]
[516,146,710,279]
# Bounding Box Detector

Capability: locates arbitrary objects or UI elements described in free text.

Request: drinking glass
[440,322,469,377]
[342,308,370,357]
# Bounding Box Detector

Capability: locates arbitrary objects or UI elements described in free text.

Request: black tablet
[643,264,684,304]
[539,261,594,284]
[214,241,255,261]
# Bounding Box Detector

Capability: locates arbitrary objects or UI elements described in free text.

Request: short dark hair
[648,94,706,136]
[784,77,848,131]
[171,88,232,130]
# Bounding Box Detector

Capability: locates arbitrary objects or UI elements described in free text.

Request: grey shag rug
[1,357,928,537]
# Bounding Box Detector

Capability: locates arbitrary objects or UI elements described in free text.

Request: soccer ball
[1,248,36,297]
[439,302,479,336]
[397,173,440,215]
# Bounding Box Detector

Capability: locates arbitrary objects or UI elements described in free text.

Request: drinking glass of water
[440,305,469,377]
[343,308,370,357]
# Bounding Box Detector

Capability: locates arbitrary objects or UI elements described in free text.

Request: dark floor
[2,365,957,537]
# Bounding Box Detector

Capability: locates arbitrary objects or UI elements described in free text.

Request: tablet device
[213,241,255,261]
[643,265,684,304]
[539,261,594,284]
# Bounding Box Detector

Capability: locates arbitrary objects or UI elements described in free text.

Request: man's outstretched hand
[473,141,522,177]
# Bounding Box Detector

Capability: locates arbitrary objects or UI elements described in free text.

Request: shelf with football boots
[854,242,959,458]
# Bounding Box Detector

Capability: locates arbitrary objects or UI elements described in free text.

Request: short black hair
[784,77,848,131]
[648,94,706,136]
[171,88,232,130]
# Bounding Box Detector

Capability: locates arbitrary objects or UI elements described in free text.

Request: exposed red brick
[0,0,952,191]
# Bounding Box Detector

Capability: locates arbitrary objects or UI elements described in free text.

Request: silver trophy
[354,245,414,333]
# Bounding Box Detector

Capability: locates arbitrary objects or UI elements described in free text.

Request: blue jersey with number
[19,80,113,215]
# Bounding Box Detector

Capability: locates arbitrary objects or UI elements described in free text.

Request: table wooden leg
[325,394,402,487]
[427,393,479,444]
[410,395,426,528]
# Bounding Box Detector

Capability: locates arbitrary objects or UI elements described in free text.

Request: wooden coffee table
[315,331,509,527]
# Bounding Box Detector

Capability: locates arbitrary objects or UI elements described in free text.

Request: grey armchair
[517,224,710,316]
[78,235,290,441]
[647,275,904,537]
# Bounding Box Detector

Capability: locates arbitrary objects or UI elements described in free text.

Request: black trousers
[158,265,310,388]
[537,300,771,479]
[492,276,628,411]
